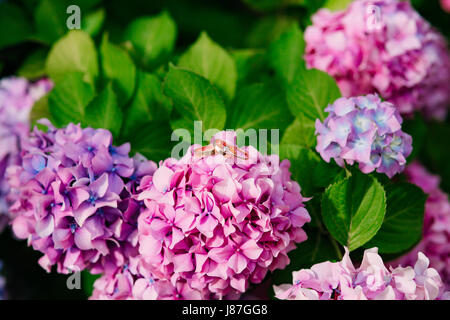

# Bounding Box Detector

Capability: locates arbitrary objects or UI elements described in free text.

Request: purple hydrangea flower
[0,77,53,230]
[315,94,412,178]
[7,120,157,274]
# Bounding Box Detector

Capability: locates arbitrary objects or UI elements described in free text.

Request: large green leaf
[287,68,341,121]
[163,66,226,133]
[84,83,123,138]
[34,0,69,44]
[178,32,237,101]
[364,182,426,253]
[322,172,386,251]
[128,121,176,162]
[121,72,172,140]
[46,30,99,85]
[268,23,305,85]
[0,2,33,49]
[281,116,316,148]
[48,72,95,127]
[125,11,177,70]
[227,82,292,132]
[323,0,353,11]
[231,49,268,87]
[82,8,106,37]
[100,35,136,106]
[246,15,297,48]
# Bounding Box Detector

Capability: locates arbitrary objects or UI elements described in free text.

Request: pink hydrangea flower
[274,247,447,300]
[305,0,450,119]
[90,265,204,300]
[441,0,450,13]
[315,94,412,178]
[6,120,157,274]
[134,131,311,299]
[0,77,53,230]
[389,162,450,291]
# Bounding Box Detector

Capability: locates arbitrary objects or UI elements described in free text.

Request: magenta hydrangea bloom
[0,77,53,230]
[304,0,450,119]
[133,131,311,299]
[6,120,157,274]
[389,162,450,291]
[274,247,448,300]
[315,94,412,178]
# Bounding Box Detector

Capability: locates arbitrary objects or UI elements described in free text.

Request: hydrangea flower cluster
[0,77,53,230]
[315,94,412,178]
[90,263,205,300]
[304,0,450,119]
[390,162,450,291]
[7,120,157,274]
[128,131,311,299]
[274,247,448,300]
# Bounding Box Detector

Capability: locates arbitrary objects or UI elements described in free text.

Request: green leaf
[323,0,353,11]
[321,172,386,251]
[0,2,33,49]
[82,271,101,298]
[46,30,99,85]
[281,116,315,148]
[246,15,297,48]
[178,32,237,101]
[231,49,268,86]
[364,182,426,253]
[34,0,70,44]
[30,94,52,126]
[121,72,172,140]
[84,83,123,138]
[48,72,95,127]
[82,8,106,37]
[268,23,305,85]
[227,82,292,132]
[17,49,48,80]
[128,121,175,162]
[280,144,345,196]
[163,66,226,133]
[100,35,136,106]
[125,11,177,70]
[279,145,320,197]
[287,68,341,121]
